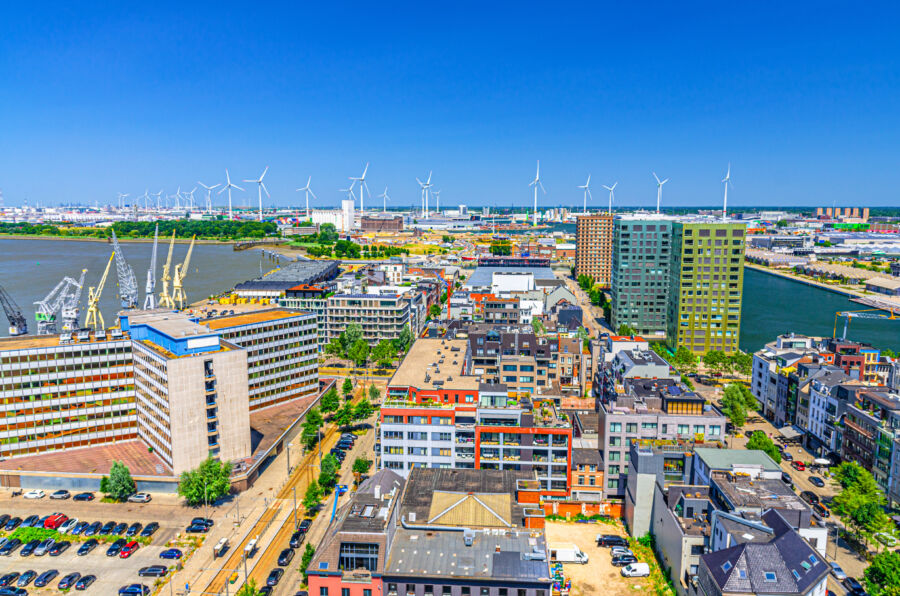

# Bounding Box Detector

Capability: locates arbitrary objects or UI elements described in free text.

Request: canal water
[0,238,279,337]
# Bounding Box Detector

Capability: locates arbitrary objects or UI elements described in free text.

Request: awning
[778,425,804,440]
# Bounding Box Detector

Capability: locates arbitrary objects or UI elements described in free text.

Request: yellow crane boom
[158,230,177,309]
[833,308,898,340]
[84,252,115,330]
[172,235,196,310]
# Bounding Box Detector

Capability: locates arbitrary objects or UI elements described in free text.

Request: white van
[548,543,589,564]
[621,562,650,577]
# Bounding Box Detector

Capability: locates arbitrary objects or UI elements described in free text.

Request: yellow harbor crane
[833,308,898,340]
[158,231,177,309]
[84,252,115,330]
[171,235,196,310]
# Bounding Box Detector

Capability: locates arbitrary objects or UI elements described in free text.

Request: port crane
[110,229,139,308]
[84,253,115,330]
[34,274,82,335]
[171,235,196,310]
[143,224,159,309]
[60,269,87,332]
[0,283,27,336]
[158,230,177,309]
[834,308,898,340]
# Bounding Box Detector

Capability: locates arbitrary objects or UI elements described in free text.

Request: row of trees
[113,220,277,239]
[306,239,361,258]
[99,456,234,508]
[325,323,412,367]
[702,349,752,376]
[832,462,892,547]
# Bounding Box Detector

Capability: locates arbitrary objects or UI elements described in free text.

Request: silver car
[33,539,55,556]
[611,546,634,558]
[829,561,847,580]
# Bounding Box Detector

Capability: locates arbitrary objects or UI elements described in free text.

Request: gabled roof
[427,492,512,527]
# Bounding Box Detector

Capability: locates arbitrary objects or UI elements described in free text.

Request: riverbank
[744,262,900,312]
[0,234,245,245]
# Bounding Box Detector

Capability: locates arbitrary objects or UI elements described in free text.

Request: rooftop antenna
[653,172,669,214]
[143,224,159,309]
[602,182,617,214]
[198,182,220,215]
[721,164,731,221]
[244,166,269,222]
[528,160,546,226]
[219,169,244,220]
[296,176,317,219]
[416,172,433,218]
[379,187,390,213]
[577,174,592,214]
[349,163,370,213]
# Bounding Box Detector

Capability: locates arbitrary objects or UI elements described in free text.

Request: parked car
[190,517,214,528]
[112,522,129,535]
[278,548,295,566]
[781,451,793,461]
[621,563,651,578]
[120,541,140,558]
[23,489,45,499]
[34,569,59,587]
[290,530,304,548]
[843,577,867,595]
[33,539,55,556]
[810,476,826,488]
[50,489,71,500]
[71,521,89,535]
[0,573,19,588]
[781,472,793,486]
[596,534,629,547]
[791,461,806,471]
[124,522,143,537]
[140,522,159,537]
[83,521,102,536]
[266,568,284,586]
[15,571,36,587]
[0,539,22,556]
[3,517,21,532]
[0,515,10,528]
[813,502,831,519]
[75,575,97,590]
[44,513,68,530]
[100,521,117,535]
[298,519,312,533]
[21,515,39,528]
[612,554,639,567]
[48,540,71,556]
[259,588,273,596]
[800,491,819,505]
[830,562,847,580]
[58,572,81,590]
[186,522,210,533]
[78,539,99,556]
[59,518,79,533]
[0,588,27,596]
[610,547,634,558]
[107,538,128,556]
[118,584,150,595]
[138,566,168,578]
[73,492,95,501]
[128,493,152,503]
[159,548,183,560]
[21,539,41,556]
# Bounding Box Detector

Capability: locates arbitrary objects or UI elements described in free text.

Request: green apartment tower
[610,215,673,338]
[666,220,746,354]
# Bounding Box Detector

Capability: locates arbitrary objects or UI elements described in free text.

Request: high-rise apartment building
[610,215,673,337]
[575,213,614,287]
[666,221,746,354]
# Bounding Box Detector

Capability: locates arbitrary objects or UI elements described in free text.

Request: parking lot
[0,494,204,593]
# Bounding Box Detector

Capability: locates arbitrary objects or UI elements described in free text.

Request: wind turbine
[186,186,198,210]
[653,172,669,214]
[577,175,592,214]
[137,189,150,210]
[244,166,270,222]
[117,193,129,210]
[340,186,357,202]
[721,164,731,221]
[349,163,370,213]
[198,182,220,215]
[528,160,546,226]
[218,169,243,220]
[153,189,163,210]
[379,187,390,213]
[296,176,317,218]
[602,182,617,214]
[416,172,433,218]
[432,190,441,214]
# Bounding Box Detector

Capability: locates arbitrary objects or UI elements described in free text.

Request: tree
[617,323,636,336]
[429,304,442,319]
[301,407,324,449]
[105,461,136,501]
[353,457,372,475]
[394,324,413,353]
[532,318,545,334]
[348,338,370,367]
[354,397,374,420]
[320,387,340,413]
[372,339,396,367]
[341,324,363,354]
[865,551,900,596]
[178,457,233,506]
[703,350,728,374]
[367,384,381,402]
[672,346,698,374]
[236,579,260,596]
[832,462,889,544]
[318,454,339,488]
[334,402,355,428]
[729,351,753,376]
[745,431,782,463]
[342,377,354,397]
[302,480,322,511]
[325,337,344,358]
[301,543,316,584]
[720,384,748,428]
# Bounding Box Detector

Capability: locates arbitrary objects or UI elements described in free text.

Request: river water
[0,238,278,337]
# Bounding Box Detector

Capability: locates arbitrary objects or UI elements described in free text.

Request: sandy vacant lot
[544,521,654,596]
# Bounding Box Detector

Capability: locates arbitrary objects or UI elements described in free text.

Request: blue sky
[2,2,899,209]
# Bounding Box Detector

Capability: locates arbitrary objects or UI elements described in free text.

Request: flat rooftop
[242,387,324,467]
[0,331,129,352]
[204,307,310,330]
[127,310,215,339]
[465,266,557,289]
[389,337,480,391]
[234,260,339,291]
[0,439,173,477]
[385,528,550,582]
[711,471,809,511]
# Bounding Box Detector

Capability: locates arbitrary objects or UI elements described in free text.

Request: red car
[791,461,806,471]
[119,541,140,559]
[44,513,69,530]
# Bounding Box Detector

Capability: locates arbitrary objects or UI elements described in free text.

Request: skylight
[809,555,819,565]
[764,572,777,582]
[792,570,800,580]
[721,562,732,572]
[737,570,747,579]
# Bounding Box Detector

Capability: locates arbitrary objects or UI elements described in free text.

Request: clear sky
[2,2,899,210]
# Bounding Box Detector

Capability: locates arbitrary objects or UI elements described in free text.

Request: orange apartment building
[575,213,614,287]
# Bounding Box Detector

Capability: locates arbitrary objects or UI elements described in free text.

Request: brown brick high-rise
[575,213,614,287]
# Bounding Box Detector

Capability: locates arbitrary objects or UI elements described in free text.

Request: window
[578,475,585,485]
[342,589,350,596]
[764,572,777,582]
[384,415,404,424]
[425,586,434,595]
[462,588,471,596]
[694,425,704,434]
[609,451,620,461]
[432,448,451,457]
[610,422,622,432]
[610,437,621,446]
[409,416,427,425]
[481,589,490,596]
[365,591,372,596]
[384,431,403,440]
[738,570,747,579]
[320,589,329,596]
[607,478,619,489]
[408,431,428,441]
[625,423,638,433]
[443,589,453,596]
[589,476,595,486]
[677,424,689,435]
[339,542,379,571]
[721,562,732,572]
[499,590,508,596]
[609,465,620,475]
[388,587,398,596]
[432,432,452,441]
[709,425,721,436]
[519,591,527,596]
